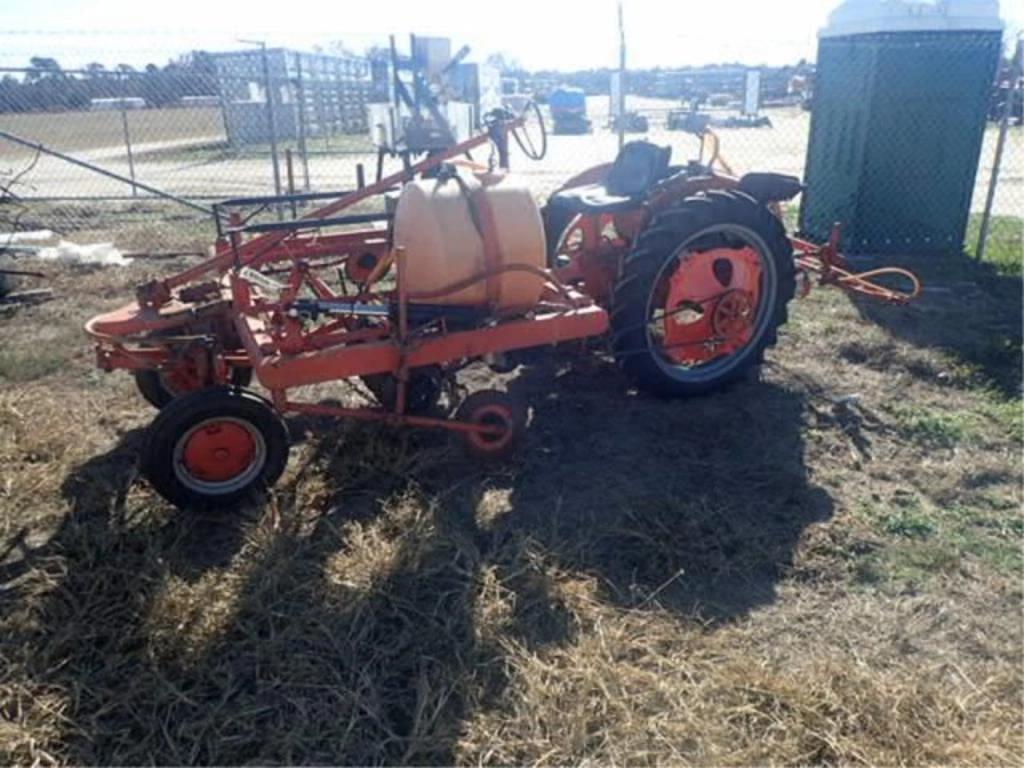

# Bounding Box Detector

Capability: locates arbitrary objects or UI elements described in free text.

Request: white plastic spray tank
[392,168,547,311]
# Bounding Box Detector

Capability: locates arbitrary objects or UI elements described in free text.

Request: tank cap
[820,0,1004,37]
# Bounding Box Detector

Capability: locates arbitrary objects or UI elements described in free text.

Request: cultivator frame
[85,106,920,507]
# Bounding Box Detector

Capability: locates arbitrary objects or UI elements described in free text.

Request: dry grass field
[0,218,1020,764]
[0,106,226,157]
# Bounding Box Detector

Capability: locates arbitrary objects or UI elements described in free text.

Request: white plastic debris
[36,240,132,267]
[830,393,862,406]
[0,230,55,243]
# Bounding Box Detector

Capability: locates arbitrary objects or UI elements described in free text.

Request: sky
[0,0,1021,71]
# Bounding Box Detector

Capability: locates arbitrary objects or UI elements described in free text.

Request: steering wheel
[511,100,547,161]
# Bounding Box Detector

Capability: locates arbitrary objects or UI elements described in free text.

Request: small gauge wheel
[454,390,527,460]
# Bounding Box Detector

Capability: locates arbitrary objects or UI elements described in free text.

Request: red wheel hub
[712,290,756,337]
[181,420,258,482]
[661,247,763,365]
[469,406,514,452]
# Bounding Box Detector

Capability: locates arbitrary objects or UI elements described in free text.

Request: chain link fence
[0,39,1020,266]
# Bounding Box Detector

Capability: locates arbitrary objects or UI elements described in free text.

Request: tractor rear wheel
[140,386,289,510]
[611,190,794,397]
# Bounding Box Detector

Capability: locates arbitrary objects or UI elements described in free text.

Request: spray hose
[804,261,922,303]
[406,262,581,309]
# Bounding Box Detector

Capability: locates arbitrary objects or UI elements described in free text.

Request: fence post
[295,55,312,191]
[285,148,297,219]
[617,0,626,152]
[975,38,1022,261]
[119,72,138,197]
[214,69,233,151]
[247,40,283,206]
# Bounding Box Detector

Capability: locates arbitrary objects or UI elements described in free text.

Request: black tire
[611,190,794,397]
[140,386,289,510]
[134,365,253,410]
[454,390,527,460]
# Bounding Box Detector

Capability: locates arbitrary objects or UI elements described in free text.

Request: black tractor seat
[548,140,672,215]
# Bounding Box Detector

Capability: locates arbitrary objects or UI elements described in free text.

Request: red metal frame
[790,227,921,304]
[85,118,920,440]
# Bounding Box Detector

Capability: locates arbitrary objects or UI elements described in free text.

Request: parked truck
[548,87,591,134]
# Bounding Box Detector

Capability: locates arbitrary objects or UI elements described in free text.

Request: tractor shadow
[3,358,831,764]
[0,428,265,763]
[167,498,491,765]
[846,253,1023,397]
[1,427,255,591]
[2,422,493,763]
[478,355,835,619]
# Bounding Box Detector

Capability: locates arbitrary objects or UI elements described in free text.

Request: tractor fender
[547,162,614,198]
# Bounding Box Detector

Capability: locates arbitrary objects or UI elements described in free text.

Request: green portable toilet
[800,0,1004,254]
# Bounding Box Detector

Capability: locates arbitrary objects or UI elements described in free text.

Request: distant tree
[188,51,216,75]
[26,57,61,82]
[0,74,19,111]
[485,52,523,74]
[85,62,106,76]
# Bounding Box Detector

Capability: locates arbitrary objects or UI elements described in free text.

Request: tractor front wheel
[135,365,253,410]
[140,386,289,510]
[611,190,794,397]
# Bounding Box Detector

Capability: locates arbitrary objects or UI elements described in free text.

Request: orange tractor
[86,105,918,508]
